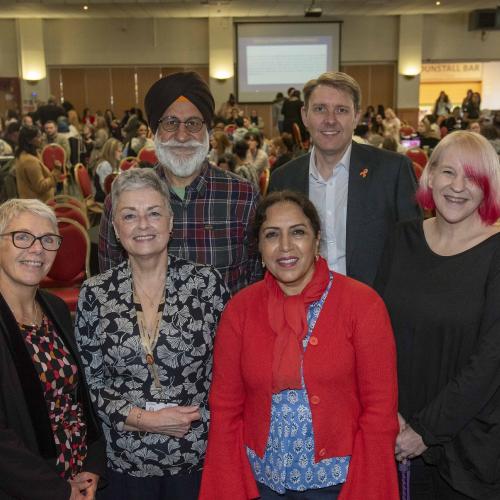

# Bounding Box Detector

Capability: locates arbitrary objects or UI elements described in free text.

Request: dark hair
[5,121,20,135]
[217,153,237,172]
[244,131,262,149]
[235,117,244,128]
[382,136,398,152]
[233,140,249,160]
[15,125,40,158]
[253,191,321,242]
[281,132,294,153]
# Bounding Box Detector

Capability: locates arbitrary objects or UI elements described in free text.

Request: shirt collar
[309,143,352,182]
[155,160,209,197]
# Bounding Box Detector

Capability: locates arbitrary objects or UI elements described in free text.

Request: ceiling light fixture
[83,5,89,10]
[435,1,441,5]
[305,0,322,17]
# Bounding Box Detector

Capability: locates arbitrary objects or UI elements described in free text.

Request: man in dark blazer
[269,72,421,286]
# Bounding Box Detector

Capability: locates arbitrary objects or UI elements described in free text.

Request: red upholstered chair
[406,148,428,168]
[224,124,237,136]
[46,195,86,213]
[400,125,415,138]
[292,123,304,150]
[412,161,424,180]
[74,163,103,224]
[119,156,138,171]
[104,172,118,195]
[42,143,68,191]
[259,168,270,196]
[41,218,90,311]
[137,147,158,165]
[51,203,90,229]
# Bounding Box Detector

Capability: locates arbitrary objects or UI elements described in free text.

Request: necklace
[134,278,165,310]
[18,300,40,327]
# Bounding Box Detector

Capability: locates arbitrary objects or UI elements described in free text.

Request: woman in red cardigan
[200,191,399,500]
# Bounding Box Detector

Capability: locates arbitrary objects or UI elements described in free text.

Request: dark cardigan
[0,290,106,500]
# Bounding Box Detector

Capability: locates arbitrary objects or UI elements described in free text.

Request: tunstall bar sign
[420,63,483,82]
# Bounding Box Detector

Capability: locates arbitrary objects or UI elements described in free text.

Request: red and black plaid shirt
[98,162,262,293]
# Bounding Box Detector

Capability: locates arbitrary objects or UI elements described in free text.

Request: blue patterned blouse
[247,273,350,493]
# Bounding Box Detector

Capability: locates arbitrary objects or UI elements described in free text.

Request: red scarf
[265,256,330,393]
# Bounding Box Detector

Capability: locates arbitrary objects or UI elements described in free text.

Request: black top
[375,219,500,499]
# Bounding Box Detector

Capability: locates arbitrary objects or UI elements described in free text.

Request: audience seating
[47,195,86,213]
[51,202,90,229]
[400,125,415,138]
[104,172,118,195]
[406,148,428,168]
[40,217,90,311]
[259,168,270,196]
[42,143,68,191]
[137,146,158,165]
[119,156,138,171]
[74,163,103,224]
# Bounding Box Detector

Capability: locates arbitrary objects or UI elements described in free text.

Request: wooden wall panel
[137,67,162,112]
[48,68,62,102]
[60,68,86,116]
[84,68,111,113]
[111,67,136,117]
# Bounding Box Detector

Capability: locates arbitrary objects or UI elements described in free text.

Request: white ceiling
[0,0,498,19]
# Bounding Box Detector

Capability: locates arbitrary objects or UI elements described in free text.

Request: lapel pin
[360,168,368,178]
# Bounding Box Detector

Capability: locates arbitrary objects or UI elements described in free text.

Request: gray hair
[303,72,362,113]
[111,168,172,219]
[0,198,58,235]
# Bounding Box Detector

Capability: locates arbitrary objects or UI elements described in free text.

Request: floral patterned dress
[20,316,87,480]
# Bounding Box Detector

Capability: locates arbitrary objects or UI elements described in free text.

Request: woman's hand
[395,424,428,462]
[70,472,99,499]
[142,405,201,437]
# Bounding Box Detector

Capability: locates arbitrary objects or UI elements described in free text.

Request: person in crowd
[42,120,71,169]
[232,140,260,187]
[375,131,500,499]
[208,131,231,165]
[268,133,293,172]
[272,92,285,134]
[353,123,370,144]
[383,107,401,142]
[15,125,62,202]
[0,198,106,500]
[249,109,264,131]
[443,106,464,132]
[269,71,421,286]
[200,191,399,500]
[244,131,269,174]
[371,113,385,136]
[82,108,95,126]
[21,114,34,127]
[98,71,261,294]
[433,91,452,120]
[93,138,122,202]
[67,109,82,133]
[123,118,153,157]
[216,153,237,172]
[468,120,481,134]
[88,116,110,167]
[282,89,307,142]
[76,169,230,500]
[81,123,95,166]
[2,121,20,152]
[37,96,66,126]
[362,104,375,124]
[217,93,239,121]
[381,136,398,152]
[232,116,249,143]
[416,117,441,149]
[481,124,500,155]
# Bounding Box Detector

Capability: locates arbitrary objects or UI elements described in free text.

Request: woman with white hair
[376,131,500,499]
[75,168,230,500]
[0,198,105,500]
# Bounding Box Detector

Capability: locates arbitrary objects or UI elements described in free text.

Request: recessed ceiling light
[435,1,441,5]
[83,4,89,10]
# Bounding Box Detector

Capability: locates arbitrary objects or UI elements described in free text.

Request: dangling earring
[261,260,266,268]
[315,254,319,262]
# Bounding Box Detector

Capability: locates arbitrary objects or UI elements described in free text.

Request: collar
[155,160,209,198]
[309,143,352,182]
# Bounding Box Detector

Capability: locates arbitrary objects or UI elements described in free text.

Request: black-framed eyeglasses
[0,231,63,251]
[158,116,205,133]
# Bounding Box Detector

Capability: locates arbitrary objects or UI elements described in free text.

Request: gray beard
[154,130,209,178]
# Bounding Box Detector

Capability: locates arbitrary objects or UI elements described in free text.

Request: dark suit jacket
[268,141,422,286]
[0,290,106,500]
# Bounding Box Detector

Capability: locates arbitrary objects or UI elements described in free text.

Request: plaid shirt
[98,162,262,294]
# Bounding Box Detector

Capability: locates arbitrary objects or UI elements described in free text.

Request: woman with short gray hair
[75,168,230,500]
[0,198,105,500]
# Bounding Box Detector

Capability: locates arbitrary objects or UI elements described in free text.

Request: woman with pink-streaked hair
[375,131,500,500]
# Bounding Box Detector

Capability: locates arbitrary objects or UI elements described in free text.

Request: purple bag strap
[398,459,411,500]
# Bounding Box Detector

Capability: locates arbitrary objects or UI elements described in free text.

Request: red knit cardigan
[199,272,399,500]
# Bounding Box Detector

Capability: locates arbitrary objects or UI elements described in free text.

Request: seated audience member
[216,153,237,172]
[249,109,264,130]
[123,117,153,157]
[76,169,230,500]
[417,117,441,149]
[282,89,307,141]
[443,106,464,132]
[2,121,20,152]
[15,125,62,202]
[21,114,34,127]
[88,116,110,167]
[481,124,500,154]
[93,138,123,202]
[0,198,106,500]
[232,140,260,187]
[375,131,500,499]
[200,191,399,500]
[232,116,248,143]
[371,113,385,136]
[382,136,398,152]
[244,131,269,174]
[468,120,481,134]
[217,93,240,121]
[208,131,231,165]
[268,133,293,172]
[353,124,369,144]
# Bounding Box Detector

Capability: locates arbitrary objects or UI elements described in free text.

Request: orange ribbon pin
[360,168,368,178]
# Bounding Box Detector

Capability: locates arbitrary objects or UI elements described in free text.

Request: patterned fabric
[20,316,87,480]
[75,255,230,477]
[98,161,262,294]
[247,274,350,493]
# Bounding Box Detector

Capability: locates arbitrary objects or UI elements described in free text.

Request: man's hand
[395,424,427,462]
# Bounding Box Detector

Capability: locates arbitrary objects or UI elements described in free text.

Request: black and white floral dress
[75,255,230,477]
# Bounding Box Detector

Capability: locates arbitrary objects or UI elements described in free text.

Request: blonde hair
[0,199,58,234]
